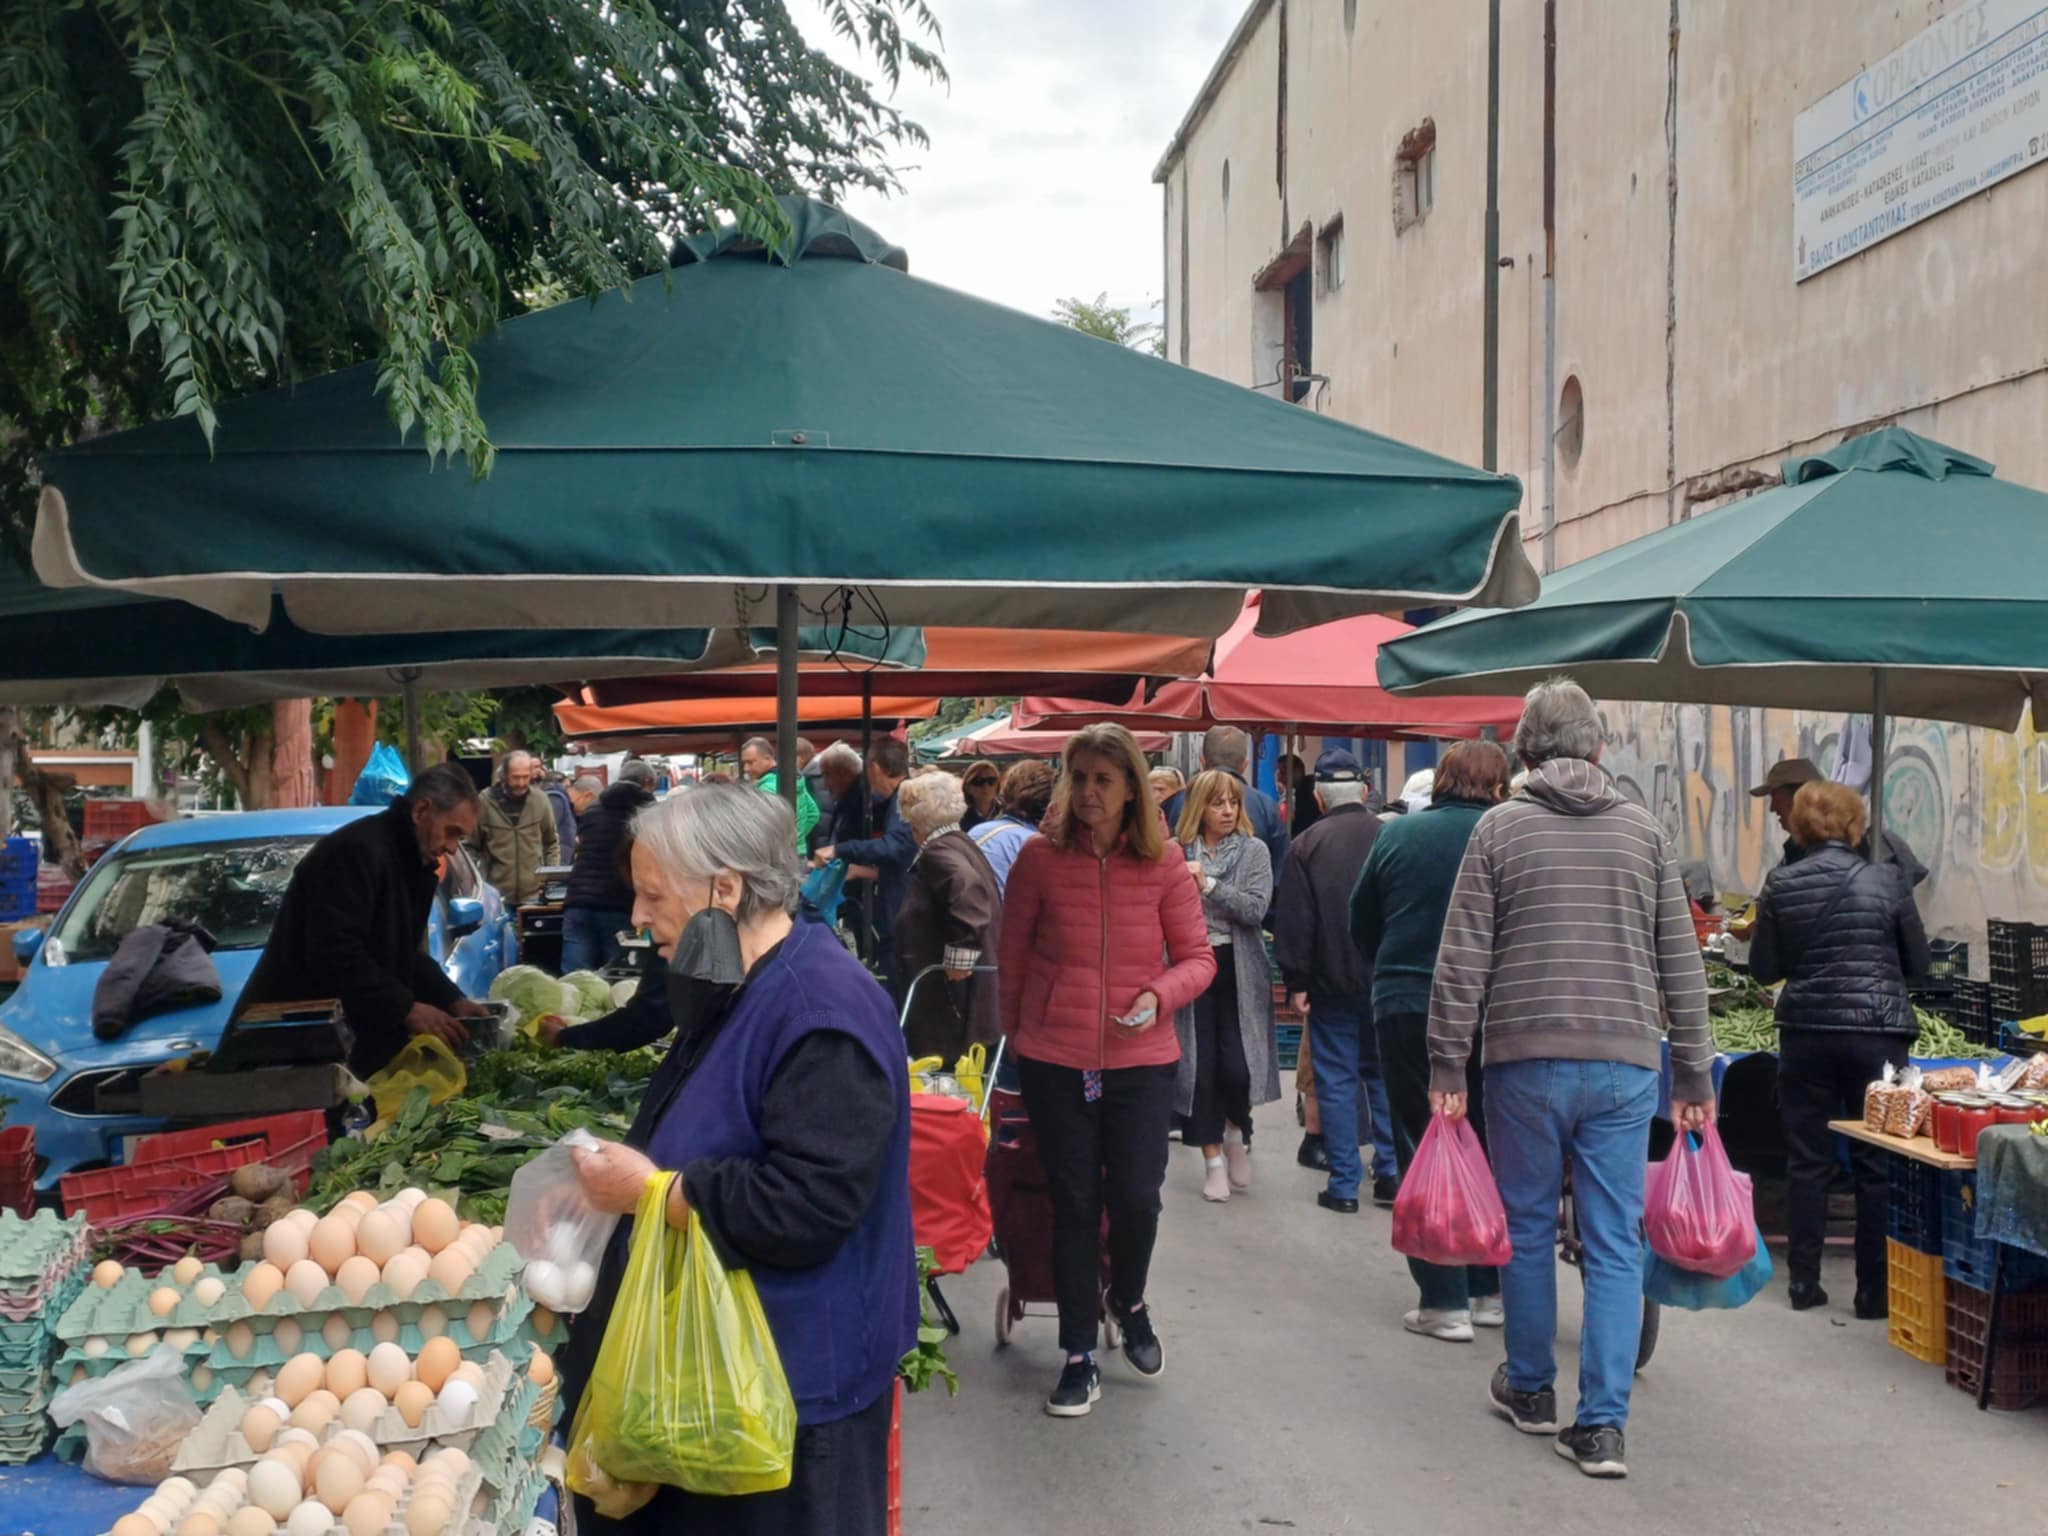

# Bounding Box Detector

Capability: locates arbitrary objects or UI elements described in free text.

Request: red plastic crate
[1946,1278,2048,1409]
[61,1139,269,1221]
[133,1110,328,1189]
[0,1126,33,1218]
[82,800,161,840]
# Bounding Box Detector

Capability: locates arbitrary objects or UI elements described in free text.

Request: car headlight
[0,1023,57,1083]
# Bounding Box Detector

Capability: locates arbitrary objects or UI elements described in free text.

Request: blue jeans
[1485,1058,1658,1432]
[560,907,631,974]
[1307,992,1399,1199]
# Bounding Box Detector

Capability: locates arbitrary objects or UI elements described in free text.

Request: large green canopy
[1377,429,2048,733]
[33,199,1532,641]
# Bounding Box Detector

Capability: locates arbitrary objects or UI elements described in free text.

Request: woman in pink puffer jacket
[999,723,1216,1419]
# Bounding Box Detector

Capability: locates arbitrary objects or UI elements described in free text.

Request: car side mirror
[446,897,485,938]
[11,929,44,965]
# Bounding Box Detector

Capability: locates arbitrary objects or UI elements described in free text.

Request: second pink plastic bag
[1390,1113,1513,1267]
[1643,1122,1756,1278]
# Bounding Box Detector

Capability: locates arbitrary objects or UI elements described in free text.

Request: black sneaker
[1296,1134,1329,1171]
[1788,1282,1830,1312]
[1488,1363,1559,1436]
[1044,1357,1101,1417]
[1853,1290,1888,1321]
[1109,1299,1165,1378]
[1371,1175,1400,1209]
[1317,1189,1359,1214]
[1554,1423,1628,1478]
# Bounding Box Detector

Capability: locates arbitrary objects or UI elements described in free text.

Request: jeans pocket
[1608,1060,1659,1115]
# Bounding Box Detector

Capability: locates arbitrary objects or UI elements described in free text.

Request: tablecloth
[1972,1124,2048,1259]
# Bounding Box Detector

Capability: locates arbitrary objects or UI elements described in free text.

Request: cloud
[799,0,1246,325]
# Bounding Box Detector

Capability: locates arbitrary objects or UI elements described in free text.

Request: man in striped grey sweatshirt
[1427,678,1715,1481]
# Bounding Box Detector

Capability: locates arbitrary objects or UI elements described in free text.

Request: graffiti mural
[1597,702,2048,951]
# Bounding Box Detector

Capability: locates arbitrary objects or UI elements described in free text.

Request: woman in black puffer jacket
[1750,781,1930,1319]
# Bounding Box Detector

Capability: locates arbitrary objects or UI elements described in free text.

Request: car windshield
[50,837,317,963]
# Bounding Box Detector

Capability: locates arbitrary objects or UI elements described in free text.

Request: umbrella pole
[1870,670,1888,856]
[775,585,799,812]
[401,670,422,774]
[859,673,876,964]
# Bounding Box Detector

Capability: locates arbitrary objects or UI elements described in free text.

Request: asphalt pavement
[901,1138,2045,1535]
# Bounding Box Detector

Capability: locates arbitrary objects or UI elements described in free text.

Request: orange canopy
[555,693,940,750]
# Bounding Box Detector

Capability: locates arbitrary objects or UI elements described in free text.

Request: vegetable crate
[1944,1277,2048,1410]
[1275,1022,1303,1072]
[1944,978,1996,1050]
[1941,1171,2048,1293]
[59,1110,328,1222]
[1925,939,1970,981]
[80,799,160,841]
[0,839,34,923]
[1987,920,2048,1018]
[1886,1239,1947,1364]
[0,1129,32,1220]
[131,1109,328,1183]
[1886,1157,1944,1256]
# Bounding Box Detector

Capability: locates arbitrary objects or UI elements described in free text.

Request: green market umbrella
[1376,428,2048,842]
[32,199,1531,642]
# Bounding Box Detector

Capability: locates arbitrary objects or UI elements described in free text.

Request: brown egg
[261,1222,308,1272]
[289,1389,339,1432]
[404,1493,452,1536]
[414,1304,447,1340]
[173,1255,205,1286]
[410,1199,458,1256]
[463,1300,495,1342]
[321,1348,365,1398]
[93,1260,126,1289]
[240,1264,285,1309]
[339,1388,386,1435]
[391,1380,433,1429]
[527,1351,555,1387]
[378,1449,417,1477]
[414,1335,460,1393]
[425,1249,472,1296]
[113,1517,158,1536]
[283,1260,329,1308]
[353,1211,404,1268]
[240,1403,282,1453]
[285,1208,320,1235]
[308,1216,356,1274]
[225,1512,277,1536]
[173,1515,220,1536]
[340,1492,391,1536]
[148,1285,182,1317]
[530,1305,557,1338]
[334,1256,381,1305]
[341,1192,379,1213]
[313,1449,364,1514]
[275,1353,325,1408]
[320,1314,354,1352]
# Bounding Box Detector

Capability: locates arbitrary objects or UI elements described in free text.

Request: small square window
[1317,219,1345,295]
[1393,119,1437,233]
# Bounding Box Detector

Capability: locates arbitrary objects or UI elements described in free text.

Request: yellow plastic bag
[953,1043,988,1112]
[365,1034,467,1120]
[566,1172,796,1506]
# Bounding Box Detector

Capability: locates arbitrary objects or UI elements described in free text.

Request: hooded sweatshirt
[1426,756,1714,1103]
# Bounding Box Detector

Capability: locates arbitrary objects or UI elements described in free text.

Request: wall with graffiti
[1598,703,2048,953]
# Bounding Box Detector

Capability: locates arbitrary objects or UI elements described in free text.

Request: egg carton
[209,1242,524,1329]
[464,1373,546,1494]
[480,1455,552,1536]
[0,1251,91,1327]
[0,1209,90,1281]
[203,1284,530,1375]
[0,1221,91,1315]
[101,1461,490,1536]
[171,1354,520,1479]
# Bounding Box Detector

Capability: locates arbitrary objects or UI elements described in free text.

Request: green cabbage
[491,964,575,1020]
[610,978,640,1008]
[562,970,615,1019]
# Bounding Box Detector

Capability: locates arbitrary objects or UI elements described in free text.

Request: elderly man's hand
[405,1002,467,1052]
[1673,1098,1716,1132]
[1430,1090,1468,1122]
[537,1015,569,1048]
[813,846,837,868]
[450,998,490,1019]
[569,1139,660,1215]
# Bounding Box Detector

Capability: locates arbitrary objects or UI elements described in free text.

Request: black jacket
[232,802,462,1076]
[1750,841,1931,1037]
[834,789,916,944]
[566,781,654,912]
[1781,827,1928,887]
[1272,803,1380,999]
[560,965,671,1051]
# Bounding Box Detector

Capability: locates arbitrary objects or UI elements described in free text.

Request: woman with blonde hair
[1172,770,1279,1203]
[1000,724,1215,1417]
[1750,780,1929,1318]
[1148,765,1186,805]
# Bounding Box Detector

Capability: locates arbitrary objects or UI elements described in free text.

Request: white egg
[126,1331,159,1357]
[247,1460,302,1520]
[434,1378,479,1420]
[521,1260,565,1310]
[193,1276,226,1308]
[165,1327,200,1350]
[83,1336,110,1358]
[284,1501,331,1536]
[563,1261,597,1311]
[544,1225,583,1267]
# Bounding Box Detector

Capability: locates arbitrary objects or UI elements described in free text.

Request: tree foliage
[0,0,946,541]
[1051,292,1163,356]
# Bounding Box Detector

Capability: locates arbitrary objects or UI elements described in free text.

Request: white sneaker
[1471,1296,1505,1329]
[1223,1127,1251,1190]
[1403,1308,1475,1342]
[1202,1158,1231,1203]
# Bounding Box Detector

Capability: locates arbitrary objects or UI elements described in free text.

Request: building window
[1393,119,1437,232]
[1317,217,1345,296]
[1558,374,1585,469]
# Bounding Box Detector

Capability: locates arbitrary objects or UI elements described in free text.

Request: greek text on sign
[1793,0,2048,280]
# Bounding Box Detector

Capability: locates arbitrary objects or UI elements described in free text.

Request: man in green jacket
[470,750,560,907]
[739,736,819,850]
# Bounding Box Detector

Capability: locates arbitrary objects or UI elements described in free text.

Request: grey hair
[897,771,966,839]
[1318,779,1368,809]
[631,782,801,922]
[618,758,657,789]
[1201,725,1250,772]
[570,775,605,797]
[1513,677,1604,765]
[405,762,479,812]
[502,749,536,771]
[816,742,862,775]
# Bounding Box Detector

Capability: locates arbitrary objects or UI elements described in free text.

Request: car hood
[1,950,263,1070]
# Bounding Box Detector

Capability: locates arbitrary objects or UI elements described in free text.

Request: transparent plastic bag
[1643,1122,1757,1278]
[1643,1223,1773,1310]
[1390,1112,1512,1267]
[566,1172,796,1501]
[49,1345,200,1484]
[505,1127,619,1313]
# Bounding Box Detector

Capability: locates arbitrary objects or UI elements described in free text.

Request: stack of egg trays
[0,1211,90,1461]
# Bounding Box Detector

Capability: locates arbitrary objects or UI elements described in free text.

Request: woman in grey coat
[1173,770,1279,1203]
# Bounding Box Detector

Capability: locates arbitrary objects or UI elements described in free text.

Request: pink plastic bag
[1643,1122,1756,1278]
[1391,1113,1513,1267]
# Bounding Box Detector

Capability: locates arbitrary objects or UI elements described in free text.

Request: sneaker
[1109,1299,1165,1379]
[1471,1295,1505,1329]
[1044,1357,1101,1418]
[1489,1363,1559,1435]
[1316,1189,1359,1214]
[1403,1308,1475,1342]
[1554,1423,1628,1478]
[1788,1282,1830,1312]
[1296,1134,1329,1171]
[1202,1158,1231,1203]
[1371,1175,1399,1209]
[1223,1127,1252,1190]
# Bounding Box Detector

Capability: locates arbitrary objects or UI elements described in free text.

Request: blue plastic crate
[1941,1170,2048,1292]
[1888,1156,1944,1255]
[1275,1022,1303,1071]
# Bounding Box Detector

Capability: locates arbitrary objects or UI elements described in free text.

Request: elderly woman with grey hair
[891,770,1004,1060]
[561,783,916,1536]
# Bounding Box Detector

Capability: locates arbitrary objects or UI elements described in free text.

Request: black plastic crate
[1942,1170,2048,1292]
[1887,1155,1944,1255]
[1949,978,1996,1047]
[1988,920,2048,1015]
[1926,939,1970,981]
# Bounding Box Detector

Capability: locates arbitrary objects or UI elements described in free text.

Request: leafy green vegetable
[490,965,575,1020]
[899,1246,957,1396]
[562,970,616,1018]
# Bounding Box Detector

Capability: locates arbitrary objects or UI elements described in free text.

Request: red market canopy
[554,692,939,753]
[944,713,1170,759]
[1016,595,1523,738]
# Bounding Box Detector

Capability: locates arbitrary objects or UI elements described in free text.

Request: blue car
[0,807,518,1189]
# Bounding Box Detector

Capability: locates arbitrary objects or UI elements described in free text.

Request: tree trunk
[328,700,376,805]
[197,719,270,809]
[270,699,317,809]
[0,707,87,878]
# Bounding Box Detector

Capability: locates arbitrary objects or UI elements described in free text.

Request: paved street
[903,1139,2044,1535]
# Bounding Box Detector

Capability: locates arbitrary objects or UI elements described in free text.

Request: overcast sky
[798,0,1246,327]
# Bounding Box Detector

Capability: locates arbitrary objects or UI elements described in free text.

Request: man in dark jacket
[816,737,916,986]
[1272,749,1398,1213]
[561,759,656,973]
[1163,726,1290,885]
[232,764,488,1078]
[1751,757,1928,887]
[471,750,560,906]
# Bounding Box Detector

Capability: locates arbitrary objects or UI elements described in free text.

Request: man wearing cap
[1752,758,1927,887]
[1272,748,1401,1211]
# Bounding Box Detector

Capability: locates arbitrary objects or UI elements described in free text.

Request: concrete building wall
[1159,0,2048,945]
